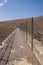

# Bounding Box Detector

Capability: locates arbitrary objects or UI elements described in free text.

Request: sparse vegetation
[0,28,15,44]
[0,16,43,44]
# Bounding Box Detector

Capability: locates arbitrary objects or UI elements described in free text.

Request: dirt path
[5,28,40,65]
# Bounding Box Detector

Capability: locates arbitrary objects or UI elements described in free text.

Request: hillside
[33,16,43,35]
[0,16,43,35]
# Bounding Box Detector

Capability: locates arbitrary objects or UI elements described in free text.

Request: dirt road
[0,28,41,65]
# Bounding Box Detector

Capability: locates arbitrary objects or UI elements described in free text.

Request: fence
[18,17,43,51]
[18,17,43,65]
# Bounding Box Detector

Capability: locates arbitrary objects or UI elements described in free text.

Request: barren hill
[0,16,43,34]
[33,16,43,34]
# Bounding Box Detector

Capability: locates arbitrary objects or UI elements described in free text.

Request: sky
[0,0,43,21]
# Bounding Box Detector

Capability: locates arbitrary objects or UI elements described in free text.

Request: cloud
[4,0,8,3]
[0,3,4,6]
[0,0,8,7]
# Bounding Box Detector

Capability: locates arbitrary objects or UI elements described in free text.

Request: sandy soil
[6,28,40,65]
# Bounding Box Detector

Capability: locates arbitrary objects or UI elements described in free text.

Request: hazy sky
[0,0,43,21]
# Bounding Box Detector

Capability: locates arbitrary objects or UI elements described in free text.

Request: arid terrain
[0,16,43,32]
[0,16,43,65]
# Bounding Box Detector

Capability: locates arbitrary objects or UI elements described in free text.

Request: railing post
[26,21,27,42]
[0,32,2,45]
[41,34,43,45]
[31,17,33,51]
